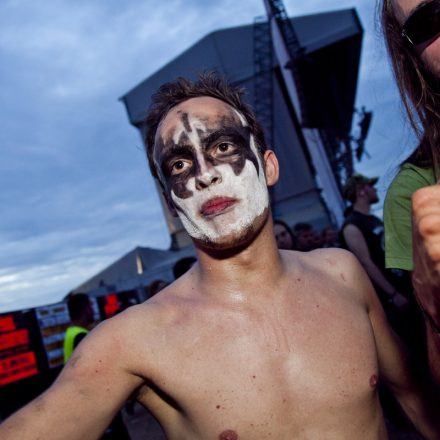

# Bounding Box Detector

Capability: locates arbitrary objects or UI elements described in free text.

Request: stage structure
[121,7,363,248]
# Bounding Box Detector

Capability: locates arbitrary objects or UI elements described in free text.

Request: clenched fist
[412,184,440,326]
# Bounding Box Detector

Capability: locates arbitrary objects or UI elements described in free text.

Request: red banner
[0,316,16,332]
[0,329,30,351]
[0,351,38,386]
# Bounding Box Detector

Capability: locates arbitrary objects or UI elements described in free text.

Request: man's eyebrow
[160,145,194,164]
[202,126,249,147]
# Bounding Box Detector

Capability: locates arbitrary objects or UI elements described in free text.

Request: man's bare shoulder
[114,272,200,334]
[282,247,371,305]
[282,247,361,275]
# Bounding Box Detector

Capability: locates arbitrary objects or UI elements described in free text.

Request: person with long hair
[381,0,440,383]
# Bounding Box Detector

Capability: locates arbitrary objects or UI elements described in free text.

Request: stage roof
[121,8,362,136]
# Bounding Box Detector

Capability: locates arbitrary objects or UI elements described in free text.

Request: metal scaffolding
[253,16,274,148]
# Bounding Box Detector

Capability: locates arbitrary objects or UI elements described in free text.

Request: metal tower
[253,16,274,148]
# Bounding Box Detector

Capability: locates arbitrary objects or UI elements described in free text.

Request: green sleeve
[384,164,435,271]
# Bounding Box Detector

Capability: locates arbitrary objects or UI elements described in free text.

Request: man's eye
[216,142,236,155]
[171,160,191,175]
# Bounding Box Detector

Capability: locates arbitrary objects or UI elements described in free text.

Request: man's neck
[193,221,286,302]
[353,199,371,215]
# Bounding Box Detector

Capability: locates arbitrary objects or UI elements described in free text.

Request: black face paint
[181,112,192,133]
[154,110,261,201]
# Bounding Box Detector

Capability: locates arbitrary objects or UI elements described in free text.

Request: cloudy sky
[0,0,417,312]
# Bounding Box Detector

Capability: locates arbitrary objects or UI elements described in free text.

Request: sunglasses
[401,0,440,46]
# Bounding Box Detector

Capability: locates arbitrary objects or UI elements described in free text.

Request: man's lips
[200,197,238,217]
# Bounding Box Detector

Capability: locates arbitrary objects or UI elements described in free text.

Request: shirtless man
[0,73,439,439]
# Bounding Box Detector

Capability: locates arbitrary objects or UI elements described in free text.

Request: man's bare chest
[136,297,379,434]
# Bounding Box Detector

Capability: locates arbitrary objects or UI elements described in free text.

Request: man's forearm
[393,362,440,439]
[398,393,440,439]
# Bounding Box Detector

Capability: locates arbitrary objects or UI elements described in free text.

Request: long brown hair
[380,0,440,177]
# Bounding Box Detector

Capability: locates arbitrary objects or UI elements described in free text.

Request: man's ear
[162,190,179,217]
[263,150,279,186]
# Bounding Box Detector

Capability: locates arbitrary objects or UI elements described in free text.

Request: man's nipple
[219,429,238,440]
[369,374,378,388]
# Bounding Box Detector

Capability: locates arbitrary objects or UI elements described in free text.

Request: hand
[411,185,440,324]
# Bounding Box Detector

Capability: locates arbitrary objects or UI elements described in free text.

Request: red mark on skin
[219,430,238,440]
[370,374,378,388]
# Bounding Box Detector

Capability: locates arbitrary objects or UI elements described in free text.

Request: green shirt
[63,325,89,364]
[384,163,435,271]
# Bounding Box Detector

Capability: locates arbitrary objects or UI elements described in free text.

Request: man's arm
[412,185,440,383]
[346,252,440,439]
[342,224,407,307]
[0,310,144,440]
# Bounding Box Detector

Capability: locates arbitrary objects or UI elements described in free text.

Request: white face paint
[171,131,269,243]
[156,98,269,246]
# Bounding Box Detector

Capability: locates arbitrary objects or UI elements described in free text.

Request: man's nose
[195,159,222,190]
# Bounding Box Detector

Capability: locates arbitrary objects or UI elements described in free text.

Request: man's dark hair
[67,293,90,321]
[380,0,440,177]
[148,279,168,296]
[293,222,312,233]
[143,72,268,182]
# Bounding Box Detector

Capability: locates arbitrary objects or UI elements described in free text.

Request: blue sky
[0,0,417,312]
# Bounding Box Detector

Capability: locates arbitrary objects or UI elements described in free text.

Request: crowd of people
[274,220,339,252]
[1,1,440,438]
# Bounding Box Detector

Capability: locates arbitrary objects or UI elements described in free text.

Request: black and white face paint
[153,97,269,245]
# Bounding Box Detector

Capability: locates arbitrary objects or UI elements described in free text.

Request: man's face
[364,184,379,204]
[393,0,440,76]
[153,96,270,248]
[274,223,293,250]
[296,228,318,252]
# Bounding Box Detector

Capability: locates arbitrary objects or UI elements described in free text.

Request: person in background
[341,174,408,310]
[172,256,196,279]
[321,226,340,248]
[380,0,440,383]
[148,279,168,297]
[273,218,296,250]
[293,222,321,251]
[341,174,426,357]
[64,293,94,364]
[64,293,131,440]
